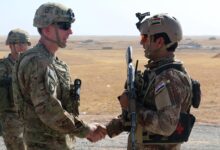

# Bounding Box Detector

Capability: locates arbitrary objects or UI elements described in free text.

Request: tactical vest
[135,62,201,144]
[52,57,80,116]
[13,46,80,120]
[0,58,15,113]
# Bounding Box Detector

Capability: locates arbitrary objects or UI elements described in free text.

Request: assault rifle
[126,46,138,150]
[70,79,81,116]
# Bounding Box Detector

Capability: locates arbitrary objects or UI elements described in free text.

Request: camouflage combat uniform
[106,57,192,150]
[13,43,90,150]
[0,55,24,150]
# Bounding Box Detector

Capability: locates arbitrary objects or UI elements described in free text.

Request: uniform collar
[145,56,175,70]
[7,54,16,65]
[37,42,56,59]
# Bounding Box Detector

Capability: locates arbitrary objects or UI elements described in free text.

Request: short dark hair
[152,32,178,52]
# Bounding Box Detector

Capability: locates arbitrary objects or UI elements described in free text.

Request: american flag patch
[155,81,166,94]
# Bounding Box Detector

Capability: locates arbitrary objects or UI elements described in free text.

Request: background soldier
[0,28,31,150]
[12,2,105,150]
[0,123,2,136]
[92,13,194,150]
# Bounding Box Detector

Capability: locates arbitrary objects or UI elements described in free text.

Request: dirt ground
[0,36,220,149]
[1,115,220,150]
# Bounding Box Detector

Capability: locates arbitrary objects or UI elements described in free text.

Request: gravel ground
[0,123,219,150]
[77,123,220,150]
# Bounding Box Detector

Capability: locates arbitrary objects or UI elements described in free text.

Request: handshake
[84,92,129,143]
[86,123,107,142]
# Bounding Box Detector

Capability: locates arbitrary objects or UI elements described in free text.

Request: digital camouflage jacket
[13,43,90,150]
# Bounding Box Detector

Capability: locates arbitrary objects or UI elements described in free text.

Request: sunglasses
[55,22,71,31]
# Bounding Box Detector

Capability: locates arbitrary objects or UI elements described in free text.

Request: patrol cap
[33,2,75,28]
[6,28,31,46]
[139,14,183,43]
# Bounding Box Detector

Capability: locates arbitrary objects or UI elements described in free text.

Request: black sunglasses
[55,22,71,31]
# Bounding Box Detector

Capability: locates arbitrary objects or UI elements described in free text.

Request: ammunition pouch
[191,79,201,108]
[142,113,195,144]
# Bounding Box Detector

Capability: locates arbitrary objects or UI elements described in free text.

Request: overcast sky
[1,0,219,36]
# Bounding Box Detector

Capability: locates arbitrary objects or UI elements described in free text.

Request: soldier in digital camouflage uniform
[12,2,105,150]
[105,14,193,150]
[0,28,31,150]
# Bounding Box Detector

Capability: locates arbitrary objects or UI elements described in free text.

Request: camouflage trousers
[24,129,76,150]
[1,112,25,150]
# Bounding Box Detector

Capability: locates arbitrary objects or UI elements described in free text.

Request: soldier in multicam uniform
[0,123,2,136]
[90,14,193,150]
[12,2,105,150]
[0,28,31,150]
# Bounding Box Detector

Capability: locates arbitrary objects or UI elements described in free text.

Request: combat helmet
[33,2,75,28]
[137,13,182,44]
[6,28,31,46]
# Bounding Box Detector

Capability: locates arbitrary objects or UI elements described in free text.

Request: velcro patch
[155,86,172,110]
[45,67,57,94]
[150,18,162,25]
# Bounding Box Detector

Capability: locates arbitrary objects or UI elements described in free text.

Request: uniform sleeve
[0,62,10,112]
[137,70,191,136]
[0,62,7,82]
[24,57,90,138]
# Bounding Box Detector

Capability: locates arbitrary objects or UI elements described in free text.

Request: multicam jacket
[107,56,192,150]
[0,55,25,150]
[0,55,16,114]
[13,43,90,150]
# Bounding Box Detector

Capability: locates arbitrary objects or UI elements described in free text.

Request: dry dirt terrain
[0,36,220,149]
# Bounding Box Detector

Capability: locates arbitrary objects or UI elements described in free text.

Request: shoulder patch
[45,67,58,94]
[155,81,166,95]
[155,84,172,110]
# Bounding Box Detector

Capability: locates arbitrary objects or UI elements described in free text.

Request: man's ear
[42,25,52,35]
[155,37,165,49]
